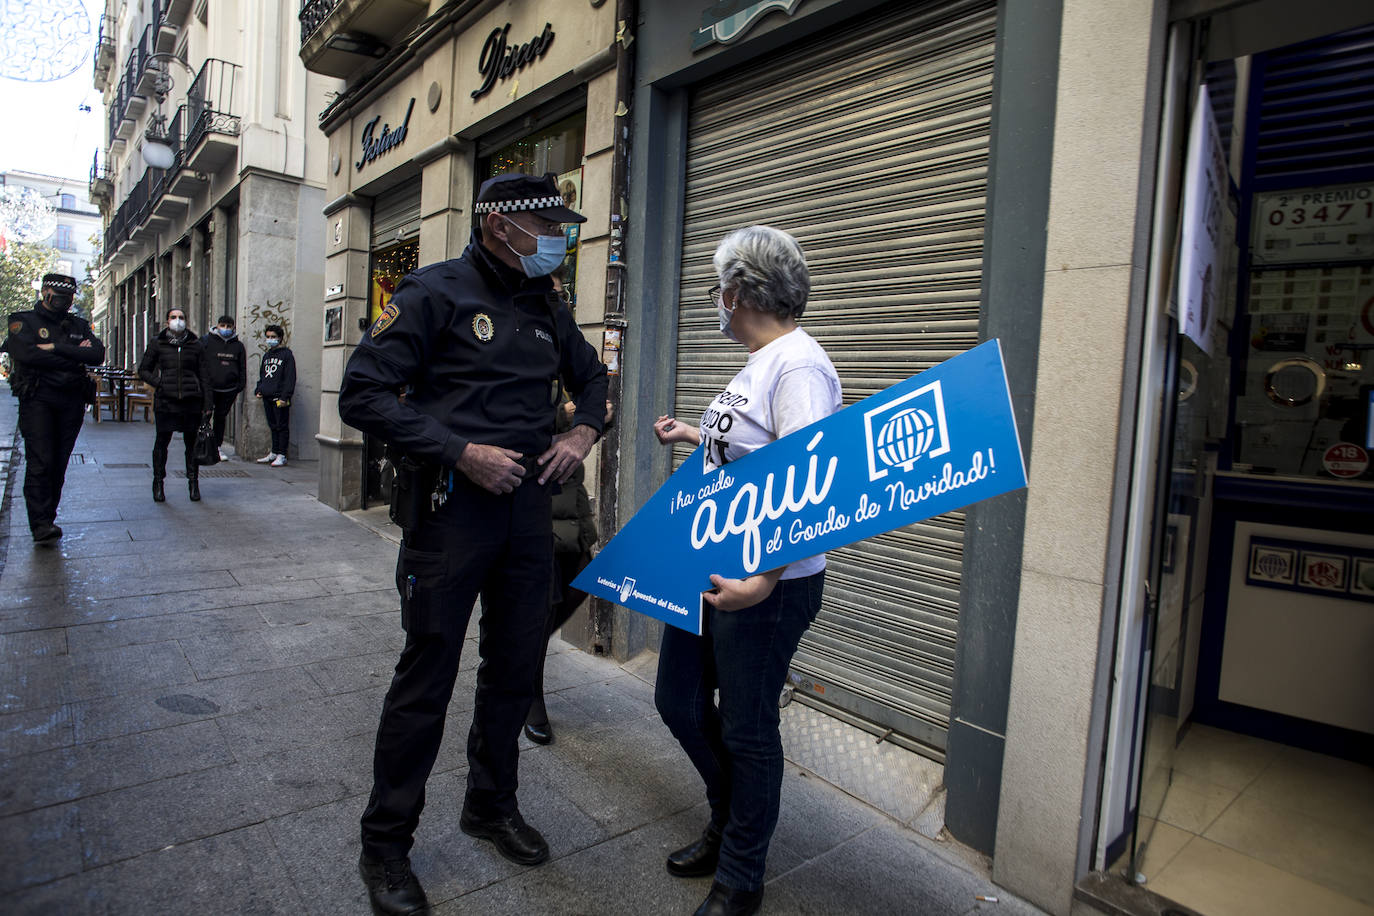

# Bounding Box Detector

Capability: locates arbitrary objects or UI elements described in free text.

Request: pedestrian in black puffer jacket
[138,307,212,503]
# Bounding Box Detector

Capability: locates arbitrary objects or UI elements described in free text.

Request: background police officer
[2,273,105,545]
[340,173,608,916]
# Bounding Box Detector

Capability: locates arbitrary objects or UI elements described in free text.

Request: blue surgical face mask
[217,327,233,338]
[717,302,738,343]
[265,338,280,347]
[503,217,565,278]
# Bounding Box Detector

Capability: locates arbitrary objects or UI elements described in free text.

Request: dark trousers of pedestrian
[654,571,826,893]
[531,550,590,704]
[360,474,554,860]
[210,389,237,449]
[16,396,85,533]
[263,399,289,456]
[152,403,200,481]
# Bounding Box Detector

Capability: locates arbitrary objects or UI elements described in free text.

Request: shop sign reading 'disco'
[472,23,555,99]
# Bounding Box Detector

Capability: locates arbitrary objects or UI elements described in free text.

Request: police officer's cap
[41,274,78,294]
[473,173,586,223]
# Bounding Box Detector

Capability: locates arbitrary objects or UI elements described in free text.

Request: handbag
[193,415,220,467]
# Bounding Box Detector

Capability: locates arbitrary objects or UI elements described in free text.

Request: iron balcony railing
[89,151,111,186]
[92,15,115,78]
[106,25,154,148]
[298,0,339,46]
[185,59,241,153]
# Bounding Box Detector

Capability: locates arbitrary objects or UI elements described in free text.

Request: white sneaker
[218,450,229,462]
[270,455,287,467]
[256,453,277,464]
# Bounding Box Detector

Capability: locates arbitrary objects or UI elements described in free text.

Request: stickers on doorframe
[1246,535,1374,603]
[573,340,1028,634]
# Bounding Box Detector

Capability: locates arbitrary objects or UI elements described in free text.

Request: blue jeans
[655,571,825,891]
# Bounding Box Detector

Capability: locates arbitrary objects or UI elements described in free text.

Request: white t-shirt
[699,327,842,579]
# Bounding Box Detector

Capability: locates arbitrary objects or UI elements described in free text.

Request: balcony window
[60,193,75,209]
[55,225,74,250]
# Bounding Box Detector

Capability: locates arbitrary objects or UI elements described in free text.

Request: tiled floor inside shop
[1128,724,1374,916]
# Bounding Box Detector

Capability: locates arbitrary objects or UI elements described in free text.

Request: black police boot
[152,478,165,502]
[358,853,430,916]
[694,881,764,916]
[459,806,549,865]
[32,522,63,546]
[667,824,723,878]
[188,476,201,501]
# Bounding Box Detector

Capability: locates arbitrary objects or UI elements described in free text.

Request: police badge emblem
[472,313,494,342]
[38,327,49,339]
[370,302,400,337]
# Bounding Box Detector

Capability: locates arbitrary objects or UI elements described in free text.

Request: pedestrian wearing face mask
[203,314,247,461]
[653,227,842,916]
[1,273,105,545]
[253,324,295,467]
[338,172,607,916]
[138,308,212,502]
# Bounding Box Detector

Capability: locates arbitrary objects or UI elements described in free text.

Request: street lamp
[142,53,195,171]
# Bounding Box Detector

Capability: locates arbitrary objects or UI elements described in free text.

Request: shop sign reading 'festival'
[356,98,415,171]
[574,340,1029,634]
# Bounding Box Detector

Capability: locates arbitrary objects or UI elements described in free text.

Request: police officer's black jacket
[138,328,212,411]
[3,304,106,402]
[339,234,609,469]
[202,331,247,392]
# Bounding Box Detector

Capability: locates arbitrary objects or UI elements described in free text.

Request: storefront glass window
[370,239,419,325]
[1233,263,1374,479]
[480,112,586,307]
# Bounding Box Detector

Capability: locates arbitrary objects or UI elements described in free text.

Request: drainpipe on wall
[591,0,637,656]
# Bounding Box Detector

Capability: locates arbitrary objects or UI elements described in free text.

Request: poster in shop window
[573,340,1029,634]
[1177,83,1227,354]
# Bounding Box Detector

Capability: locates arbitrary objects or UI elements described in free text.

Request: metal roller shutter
[370,181,422,249]
[674,0,996,751]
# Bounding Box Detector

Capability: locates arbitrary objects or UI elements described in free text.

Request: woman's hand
[703,569,784,612]
[654,415,699,446]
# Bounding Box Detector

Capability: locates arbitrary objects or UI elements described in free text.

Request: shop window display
[1234,264,1374,479]
[370,239,419,325]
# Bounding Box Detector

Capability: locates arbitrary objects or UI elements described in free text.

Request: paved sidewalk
[0,406,1042,916]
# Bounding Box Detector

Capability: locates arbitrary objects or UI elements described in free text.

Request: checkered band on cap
[474,196,566,214]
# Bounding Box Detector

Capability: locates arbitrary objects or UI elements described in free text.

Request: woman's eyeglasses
[708,285,723,307]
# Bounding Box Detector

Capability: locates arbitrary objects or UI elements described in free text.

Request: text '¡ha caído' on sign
[690,431,838,574]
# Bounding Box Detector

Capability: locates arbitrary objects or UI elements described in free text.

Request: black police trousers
[361,471,554,859]
[17,396,85,533]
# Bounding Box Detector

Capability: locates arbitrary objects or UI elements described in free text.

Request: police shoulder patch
[8,320,21,335]
[370,302,400,337]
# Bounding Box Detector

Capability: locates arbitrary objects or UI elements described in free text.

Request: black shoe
[694,881,764,916]
[188,478,201,501]
[459,807,549,865]
[358,853,430,916]
[524,720,553,745]
[32,523,62,546]
[153,479,165,502]
[667,824,723,878]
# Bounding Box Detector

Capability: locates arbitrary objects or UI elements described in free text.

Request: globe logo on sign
[863,379,951,482]
[1255,552,1290,580]
[876,407,938,472]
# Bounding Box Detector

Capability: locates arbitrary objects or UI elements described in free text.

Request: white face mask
[168,318,186,333]
[502,217,565,277]
[717,302,738,342]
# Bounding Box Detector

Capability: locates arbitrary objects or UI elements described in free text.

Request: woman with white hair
[653,225,842,916]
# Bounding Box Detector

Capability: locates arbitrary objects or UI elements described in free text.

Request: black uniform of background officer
[2,273,105,545]
[339,173,608,916]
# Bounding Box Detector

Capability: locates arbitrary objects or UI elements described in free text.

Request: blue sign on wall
[574,339,1029,634]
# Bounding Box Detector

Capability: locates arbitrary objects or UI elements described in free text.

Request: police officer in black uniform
[340,173,608,916]
[2,273,105,546]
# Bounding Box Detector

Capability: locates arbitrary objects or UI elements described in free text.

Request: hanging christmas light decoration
[0,186,58,245]
[0,0,91,82]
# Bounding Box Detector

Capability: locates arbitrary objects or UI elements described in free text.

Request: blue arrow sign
[574,339,1028,634]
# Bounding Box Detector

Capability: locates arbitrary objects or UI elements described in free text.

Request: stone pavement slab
[0,408,1044,915]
